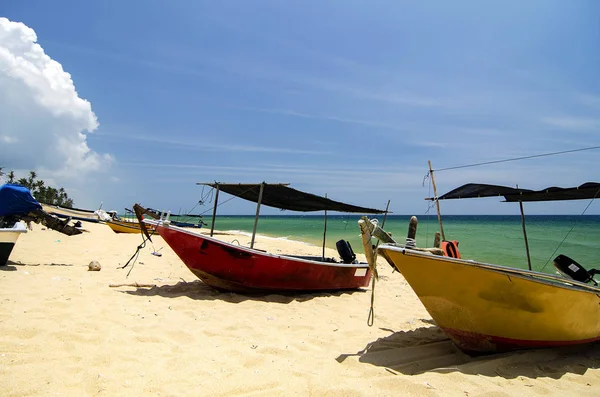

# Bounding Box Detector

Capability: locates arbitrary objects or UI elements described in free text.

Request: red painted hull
[149,221,372,292]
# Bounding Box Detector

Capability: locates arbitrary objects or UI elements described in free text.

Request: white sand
[1,222,599,396]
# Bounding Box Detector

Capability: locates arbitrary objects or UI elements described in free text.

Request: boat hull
[377,245,600,354]
[147,220,372,292]
[0,222,27,266]
[106,219,156,234]
[41,204,100,223]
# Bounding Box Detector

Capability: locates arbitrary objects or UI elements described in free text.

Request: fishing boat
[366,179,600,355]
[105,207,159,234]
[0,183,82,241]
[169,220,204,228]
[106,218,156,234]
[136,182,387,292]
[144,208,206,229]
[41,203,102,223]
[0,222,27,266]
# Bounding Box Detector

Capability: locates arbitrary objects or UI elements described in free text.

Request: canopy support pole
[250,183,264,249]
[322,194,328,260]
[210,184,220,237]
[519,200,533,271]
[428,160,446,241]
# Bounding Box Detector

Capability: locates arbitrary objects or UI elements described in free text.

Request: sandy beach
[1,221,599,396]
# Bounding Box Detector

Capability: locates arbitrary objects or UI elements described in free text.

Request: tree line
[0,168,74,208]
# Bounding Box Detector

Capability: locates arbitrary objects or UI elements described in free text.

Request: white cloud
[0,17,112,181]
[541,116,600,131]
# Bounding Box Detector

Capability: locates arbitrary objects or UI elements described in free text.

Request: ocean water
[202,214,600,275]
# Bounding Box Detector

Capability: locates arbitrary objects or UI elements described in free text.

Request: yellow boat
[377,246,600,354]
[367,181,600,355]
[106,218,156,234]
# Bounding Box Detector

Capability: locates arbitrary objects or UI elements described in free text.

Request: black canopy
[199,183,387,213]
[433,182,600,202]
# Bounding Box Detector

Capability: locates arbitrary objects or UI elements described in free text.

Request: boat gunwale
[0,222,27,233]
[145,219,369,269]
[43,205,96,214]
[378,243,600,294]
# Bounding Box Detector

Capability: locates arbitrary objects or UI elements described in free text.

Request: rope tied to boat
[540,186,600,272]
[367,275,376,326]
[119,233,151,277]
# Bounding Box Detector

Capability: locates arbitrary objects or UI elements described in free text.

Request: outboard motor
[553,254,599,286]
[336,240,356,264]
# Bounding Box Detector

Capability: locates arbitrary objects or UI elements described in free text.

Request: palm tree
[27,171,37,188]
[7,170,15,183]
[46,187,57,204]
[34,180,46,201]
[58,187,67,206]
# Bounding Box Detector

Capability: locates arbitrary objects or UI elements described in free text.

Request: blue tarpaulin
[0,184,42,217]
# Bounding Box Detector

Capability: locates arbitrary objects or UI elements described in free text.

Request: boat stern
[0,222,27,266]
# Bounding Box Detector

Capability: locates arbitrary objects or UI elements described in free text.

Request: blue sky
[2,1,599,215]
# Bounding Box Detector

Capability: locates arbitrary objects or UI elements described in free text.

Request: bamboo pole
[428,160,445,241]
[381,200,391,228]
[322,193,328,260]
[210,184,220,237]
[250,183,265,249]
[518,199,533,271]
[374,200,391,249]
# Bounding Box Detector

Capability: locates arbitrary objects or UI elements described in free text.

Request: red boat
[138,183,387,293]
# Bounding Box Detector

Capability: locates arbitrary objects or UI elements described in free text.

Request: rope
[367,275,376,326]
[119,233,151,277]
[432,145,600,172]
[404,237,416,248]
[540,187,600,272]
[193,185,259,217]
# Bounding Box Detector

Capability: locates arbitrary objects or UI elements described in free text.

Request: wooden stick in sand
[109,282,156,288]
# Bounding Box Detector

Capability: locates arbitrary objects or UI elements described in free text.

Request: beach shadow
[338,324,600,379]
[119,279,366,304]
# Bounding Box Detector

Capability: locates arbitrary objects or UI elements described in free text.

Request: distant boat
[365,180,600,355]
[170,220,205,228]
[106,218,156,234]
[144,208,206,229]
[0,221,27,266]
[136,182,388,292]
[41,203,101,223]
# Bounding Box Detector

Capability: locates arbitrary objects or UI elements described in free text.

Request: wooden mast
[322,193,327,260]
[250,182,265,249]
[516,185,533,271]
[428,160,446,241]
[210,184,220,237]
[374,200,391,249]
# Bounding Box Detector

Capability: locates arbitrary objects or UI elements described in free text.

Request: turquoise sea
[196,214,600,275]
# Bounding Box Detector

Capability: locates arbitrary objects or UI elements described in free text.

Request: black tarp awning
[199,183,387,213]
[433,182,600,202]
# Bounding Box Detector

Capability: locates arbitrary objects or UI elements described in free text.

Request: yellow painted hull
[377,245,600,354]
[106,219,155,234]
